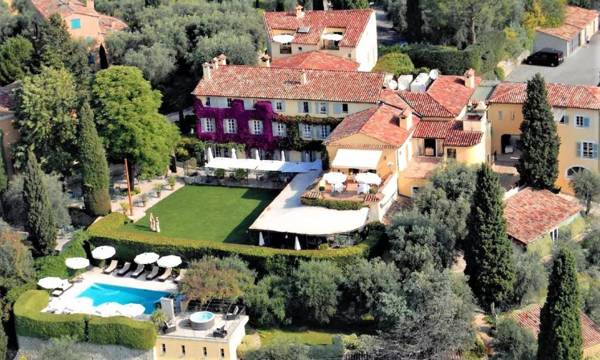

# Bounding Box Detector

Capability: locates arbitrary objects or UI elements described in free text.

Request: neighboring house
[263,7,378,71]
[29,0,127,46]
[534,5,599,57]
[487,82,600,193]
[504,187,582,257]
[191,55,385,163]
[0,82,20,176]
[269,50,359,71]
[511,304,600,358]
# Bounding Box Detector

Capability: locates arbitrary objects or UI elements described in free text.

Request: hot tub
[190,311,215,330]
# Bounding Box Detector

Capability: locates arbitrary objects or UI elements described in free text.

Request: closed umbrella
[65,257,90,270]
[280,150,286,162]
[254,149,260,161]
[38,277,64,289]
[258,232,265,246]
[157,255,182,268]
[207,147,214,162]
[294,236,301,251]
[355,172,382,185]
[134,252,160,265]
[120,303,145,318]
[323,172,347,185]
[231,148,237,160]
[92,246,116,260]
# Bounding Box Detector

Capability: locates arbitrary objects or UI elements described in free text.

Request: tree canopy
[0,35,33,85]
[570,169,600,215]
[293,259,343,324]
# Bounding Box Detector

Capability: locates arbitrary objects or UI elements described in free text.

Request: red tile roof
[192,65,384,103]
[489,82,600,110]
[511,304,600,350]
[537,6,599,40]
[263,9,373,47]
[504,188,581,245]
[325,101,417,147]
[398,75,480,118]
[413,120,482,147]
[270,51,359,71]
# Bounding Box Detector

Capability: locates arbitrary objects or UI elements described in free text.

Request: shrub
[373,52,415,76]
[13,290,86,340]
[167,176,177,189]
[492,318,536,359]
[88,316,156,350]
[35,231,88,279]
[215,168,225,179]
[405,45,480,75]
[494,66,506,80]
[308,335,344,359]
[300,197,366,210]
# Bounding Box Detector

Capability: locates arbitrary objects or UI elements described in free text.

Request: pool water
[77,283,170,314]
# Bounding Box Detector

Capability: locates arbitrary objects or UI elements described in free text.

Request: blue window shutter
[563,115,569,124]
[297,102,303,113]
[71,19,81,30]
[577,142,582,157]
[324,102,329,114]
[584,117,591,128]
[594,143,599,159]
[334,103,342,114]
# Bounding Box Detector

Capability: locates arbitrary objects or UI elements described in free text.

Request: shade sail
[331,149,382,170]
[92,246,116,260]
[322,33,343,41]
[38,277,64,289]
[65,257,90,270]
[273,34,294,43]
[354,172,382,185]
[157,255,182,268]
[134,252,160,265]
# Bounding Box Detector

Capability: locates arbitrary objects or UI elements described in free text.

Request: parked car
[525,49,564,67]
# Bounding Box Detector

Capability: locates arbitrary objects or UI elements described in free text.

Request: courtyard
[122,185,279,244]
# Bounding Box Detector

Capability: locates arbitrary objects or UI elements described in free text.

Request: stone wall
[15,336,154,360]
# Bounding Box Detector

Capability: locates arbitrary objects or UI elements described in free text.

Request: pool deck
[44,267,178,316]
[163,313,249,342]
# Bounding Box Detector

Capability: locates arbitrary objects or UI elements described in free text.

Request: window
[319,125,330,139]
[559,115,569,124]
[302,101,310,113]
[275,101,284,112]
[220,349,225,358]
[70,18,81,30]
[567,166,587,178]
[575,115,590,128]
[318,102,328,114]
[203,347,208,356]
[497,111,503,121]
[201,118,215,133]
[411,186,421,197]
[579,141,597,159]
[224,118,237,134]
[550,228,559,242]
[298,46,303,51]
[249,119,263,135]
[301,123,312,139]
[280,43,292,54]
[161,344,166,354]
[181,345,186,355]
[446,148,456,159]
[511,112,515,121]
[273,122,287,137]
[205,97,211,106]
[227,98,233,107]
[342,103,349,113]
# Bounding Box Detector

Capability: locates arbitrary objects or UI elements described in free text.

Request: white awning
[331,149,382,170]
[273,34,295,44]
[322,33,343,41]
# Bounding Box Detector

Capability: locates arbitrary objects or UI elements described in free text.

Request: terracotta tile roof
[192,65,384,103]
[0,82,19,113]
[413,120,482,147]
[504,188,581,245]
[488,82,600,110]
[511,304,600,350]
[263,9,373,47]
[537,6,599,40]
[98,14,127,35]
[326,101,417,147]
[413,120,453,138]
[270,51,359,71]
[398,75,479,118]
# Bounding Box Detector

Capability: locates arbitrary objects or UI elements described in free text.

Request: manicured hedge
[13,290,87,340]
[405,45,480,75]
[300,197,366,211]
[88,316,156,350]
[88,213,377,267]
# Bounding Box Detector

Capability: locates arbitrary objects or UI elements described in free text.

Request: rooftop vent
[297,26,311,33]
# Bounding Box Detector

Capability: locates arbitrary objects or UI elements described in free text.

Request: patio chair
[117,262,132,276]
[146,265,160,280]
[162,320,177,334]
[158,267,172,282]
[131,264,145,278]
[103,260,118,274]
[51,281,73,297]
[225,305,239,320]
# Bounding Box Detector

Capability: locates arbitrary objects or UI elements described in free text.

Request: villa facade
[263,7,378,71]
[488,82,600,193]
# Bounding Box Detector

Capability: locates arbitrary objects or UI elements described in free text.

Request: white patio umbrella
[134,252,160,265]
[95,302,122,317]
[120,303,145,318]
[323,171,347,185]
[157,255,182,268]
[64,297,94,314]
[65,257,90,270]
[294,236,301,251]
[280,150,286,162]
[38,277,64,289]
[92,246,116,260]
[355,172,382,185]
[254,149,261,161]
[207,147,214,162]
[258,232,265,246]
[273,34,294,44]
[322,33,344,41]
[231,148,237,159]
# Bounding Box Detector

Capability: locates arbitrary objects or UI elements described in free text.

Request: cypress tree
[23,150,57,256]
[538,248,583,360]
[405,0,423,42]
[0,320,6,360]
[79,101,111,216]
[517,73,560,190]
[464,163,515,311]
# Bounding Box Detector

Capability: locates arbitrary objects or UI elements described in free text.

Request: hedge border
[300,197,366,211]
[88,213,377,265]
[14,290,157,350]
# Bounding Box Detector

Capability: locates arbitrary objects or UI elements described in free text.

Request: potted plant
[151,309,168,331]
[141,193,149,207]
[120,201,129,215]
[153,183,163,198]
[167,176,177,190]
[215,168,226,184]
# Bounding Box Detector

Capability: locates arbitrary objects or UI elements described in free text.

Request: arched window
[566,166,588,178]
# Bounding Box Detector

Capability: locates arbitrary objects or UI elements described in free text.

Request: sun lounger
[146,265,160,280]
[131,264,145,278]
[226,305,239,320]
[103,260,118,274]
[158,267,172,282]
[163,320,177,334]
[51,281,73,297]
[117,262,132,276]
[174,269,186,283]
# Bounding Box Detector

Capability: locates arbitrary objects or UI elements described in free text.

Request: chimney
[202,62,212,80]
[464,68,475,89]
[295,5,304,18]
[300,71,307,85]
[261,54,271,67]
[87,0,95,9]
[399,108,413,130]
[212,57,220,70]
[217,54,227,66]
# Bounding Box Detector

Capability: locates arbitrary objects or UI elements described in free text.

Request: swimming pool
[77,283,170,314]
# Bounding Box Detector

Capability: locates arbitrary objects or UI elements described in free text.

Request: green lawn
[123,186,279,244]
[257,328,337,346]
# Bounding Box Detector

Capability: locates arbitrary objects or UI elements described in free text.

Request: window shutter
[584,117,591,128]
[324,102,329,114]
[271,100,277,111]
[297,102,303,113]
[281,101,286,112]
[594,143,599,159]
[334,103,342,114]
[577,142,582,157]
[563,115,569,124]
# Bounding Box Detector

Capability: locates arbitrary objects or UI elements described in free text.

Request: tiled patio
[165,312,248,341]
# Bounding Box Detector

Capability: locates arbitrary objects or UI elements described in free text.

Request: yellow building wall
[489,103,524,155]
[155,337,236,360]
[447,142,487,165]
[397,176,428,197]
[64,13,102,45]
